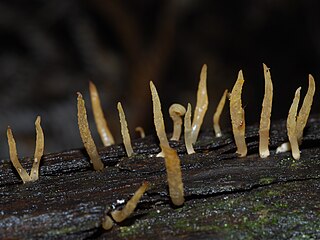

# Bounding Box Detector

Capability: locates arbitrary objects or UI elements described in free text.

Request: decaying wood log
[0,117,319,239]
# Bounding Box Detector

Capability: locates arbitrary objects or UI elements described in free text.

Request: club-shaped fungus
[213,89,228,137]
[191,64,208,144]
[169,104,186,141]
[259,64,273,158]
[7,127,32,183]
[117,102,134,157]
[230,70,247,157]
[287,87,301,160]
[102,216,114,230]
[89,81,115,146]
[161,144,185,206]
[30,116,44,181]
[77,92,104,171]
[276,75,315,154]
[6,116,45,183]
[184,103,195,154]
[296,74,315,144]
[135,126,146,138]
[111,181,149,223]
[150,81,169,157]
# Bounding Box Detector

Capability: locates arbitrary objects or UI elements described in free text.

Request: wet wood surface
[0,117,319,239]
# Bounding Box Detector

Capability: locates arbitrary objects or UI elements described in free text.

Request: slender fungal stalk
[191,64,209,144]
[230,70,247,157]
[30,116,44,181]
[150,81,169,157]
[169,104,186,141]
[135,126,145,138]
[184,103,195,154]
[111,181,149,222]
[77,92,104,171]
[117,102,134,157]
[89,81,115,146]
[161,145,185,206]
[213,89,228,137]
[7,127,32,183]
[259,64,273,158]
[296,75,315,144]
[287,87,301,160]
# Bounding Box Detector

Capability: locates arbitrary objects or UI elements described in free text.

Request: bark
[0,117,319,239]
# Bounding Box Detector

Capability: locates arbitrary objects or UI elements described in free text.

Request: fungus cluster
[6,116,44,183]
[3,62,317,235]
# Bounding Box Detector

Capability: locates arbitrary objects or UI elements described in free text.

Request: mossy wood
[0,117,319,239]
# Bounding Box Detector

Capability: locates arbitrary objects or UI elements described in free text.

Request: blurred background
[0,0,319,157]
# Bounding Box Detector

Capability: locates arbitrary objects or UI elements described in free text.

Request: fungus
[276,75,315,154]
[111,181,149,223]
[7,127,32,183]
[169,104,186,141]
[287,87,301,160]
[213,89,228,137]
[184,103,195,154]
[102,216,114,230]
[117,102,134,157]
[230,70,247,157]
[296,74,315,144]
[6,116,45,183]
[30,116,44,181]
[89,81,115,146]
[161,144,185,206]
[150,81,169,157]
[77,92,104,171]
[135,126,145,138]
[259,64,273,158]
[191,64,208,144]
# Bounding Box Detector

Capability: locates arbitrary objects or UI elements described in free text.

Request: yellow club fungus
[296,74,315,144]
[135,126,146,138]
[191,64,208,144]
[161,145,185,206]
[77,92,104,171]
[117,102,134,157]
[213,89,228,137]
[7,127,32,183]
[169,104,186,141]
[184,103,195,154]
[102,216,114,230]
[259,64,273,158]
[30,116,44,181]
[287,87,301,160]
[89,81,115,146]
[6,116,45,183]
[230,70,247,157]
[150,81,169,157]
[111,181,149,223]
[276,75,315,155]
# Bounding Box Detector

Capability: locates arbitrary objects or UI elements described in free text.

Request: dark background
[0,0,319,157]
